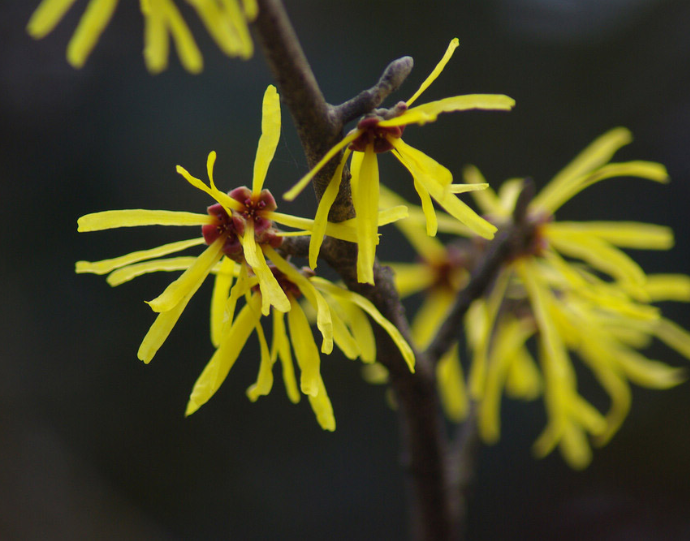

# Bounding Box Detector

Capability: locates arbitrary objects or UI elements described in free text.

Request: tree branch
[425,180,536,364]
[252,2,457,539]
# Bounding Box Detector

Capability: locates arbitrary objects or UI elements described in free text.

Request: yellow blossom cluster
[385,128,690,468]
[27,0,257,72]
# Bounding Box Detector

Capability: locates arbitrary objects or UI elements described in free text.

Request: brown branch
[425,180,536,364]
[253,2,458,539]
[334,56,414,125]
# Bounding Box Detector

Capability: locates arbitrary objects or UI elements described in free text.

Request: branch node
[335,56,414,124]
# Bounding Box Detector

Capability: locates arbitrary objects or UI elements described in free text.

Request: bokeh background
[1,0,690,539]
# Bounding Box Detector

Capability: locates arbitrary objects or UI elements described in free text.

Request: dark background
[1,0,690,539]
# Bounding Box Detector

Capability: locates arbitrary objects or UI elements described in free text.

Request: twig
[253,2,457,539]
[334,56,414,125]
[425,180,536,364]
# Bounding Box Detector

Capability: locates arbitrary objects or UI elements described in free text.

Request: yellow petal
[176,164,242,214]
[518,259,575,436]
[391,140,497,239]
[77,209,212,231]
[141,0,168,73]
[264,247,333,353]
[210,257,235,347]
[187,0,237,56]
[468,270,511,398]
[463,165,502,216]
[339,301,376,363]
[246,317,274,401]
[253,85,281,195]
[137,290,193,363]
[66,0,118,68]
[383,94,515,127]
[76,237,205,275]
[240,0,258,20]
[532,127,633,212]
[272,311,300,404]
[186,294,262,416]
[329,304,360,360]
[479,318,532,443]
[412,178,438,236]
[240,223,290,314]
[352,146,380,284]
[538,161,669,214]
[390,137,452,187]
[447,183,490,194]
[577,336,632,446]
[548,221,673,250]
[308,375,336,431]
[505,347,542,400]
[468,269,512,398]
[287,297,321,397]
[147,238,224,312]
[137,251,219,363]
[221,262,252,336]
[218,0,253,58]
[615,344,686,388]
[106,256,199,286]
[311,277,416,372]
[546,229,647,286]
[652,318,690,360]
[406,38,459,106]
[309,149,351,269]
[162,0,203,73]
[436,345,468,423]
[283,131,361,201]
[559,422,592,470]
[27,0,78,38]
[388,263,435,298]
[644,274,690,302]
[411,288,454,349]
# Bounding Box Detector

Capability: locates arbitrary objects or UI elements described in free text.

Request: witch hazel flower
[459,128,690,468]
[283,39,515,284]
[76,86,385,362]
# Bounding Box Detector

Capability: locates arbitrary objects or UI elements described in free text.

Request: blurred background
[1,0,689,539]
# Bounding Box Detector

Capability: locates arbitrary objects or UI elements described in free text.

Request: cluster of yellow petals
[76,86,415,429]
[27,0,257,72]
[387,128,690,468]
[283,39,515,284]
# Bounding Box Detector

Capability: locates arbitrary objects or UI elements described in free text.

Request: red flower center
[349,101,408,154]
[201,187,282,259]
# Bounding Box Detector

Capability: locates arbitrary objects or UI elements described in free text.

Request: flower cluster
[72,28,688,468]
[387,128,689,468]
[283,39,515,284]
[77,86,414,428]
[27,0,257,72]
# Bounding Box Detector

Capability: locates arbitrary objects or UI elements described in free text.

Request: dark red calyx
[228,186,278,235]
[202,203,244,258]
[350,117,406,153]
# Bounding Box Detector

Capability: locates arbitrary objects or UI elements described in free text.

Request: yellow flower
[27,0,257,72]
[184,246,415,430]
[283,39,515,284]
[76,86,377,361]
[462,128,689,468]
